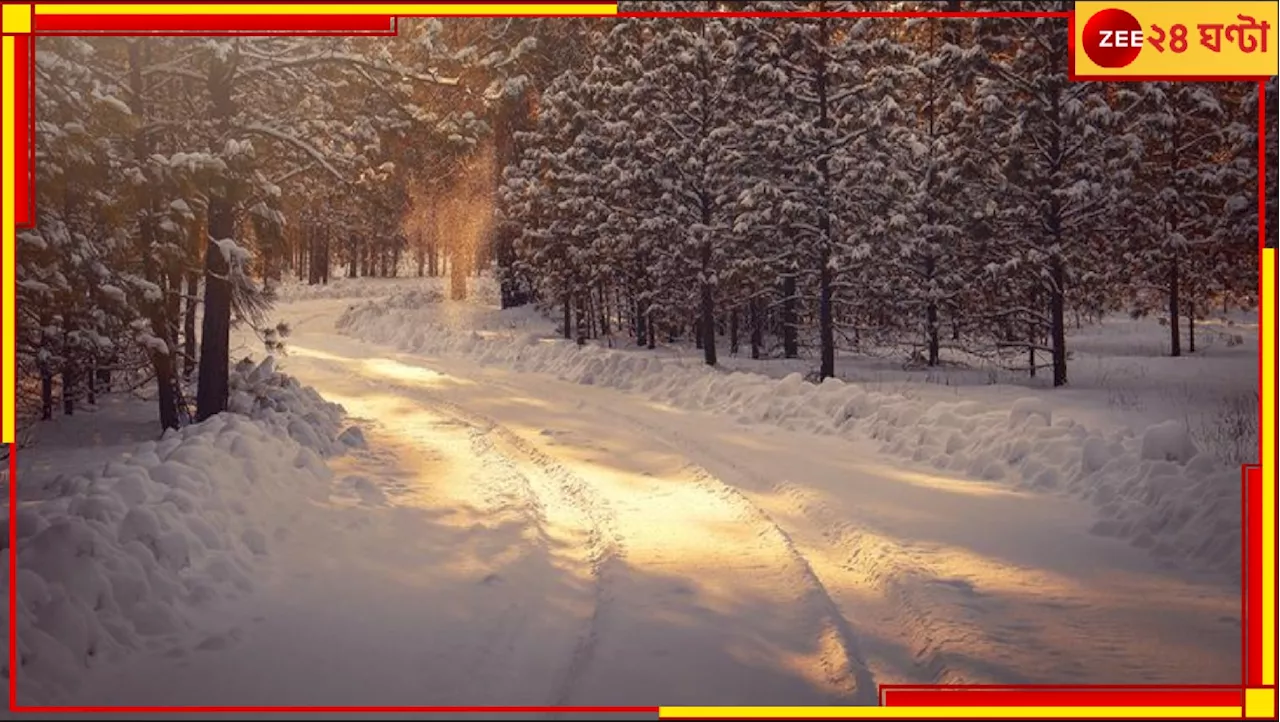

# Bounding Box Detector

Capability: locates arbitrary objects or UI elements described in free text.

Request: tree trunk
[321,228,330,284]
[635,299,647,346]
[782,274,798,358]
[575,288,589,345]
[183,271,199,378]
[130,39,182,430]
[1188,299,1196,353]
[815,17,836,381]
[563,291,573,340]
[62,364,75,416]
[700,242,717,366]
[1049,256,1068,387]
[729,308,739,356]
[1028,321,1037,379]
[349,235,359,278]
[1169,257,1182,357]
[819,262,835,380]
[647,309,656,350]
[597,284,610,339]
[297,233,306,282]
[927,299,940,367]
[196,198,234,422]
[750,299,762,360]
[40,365,52,421]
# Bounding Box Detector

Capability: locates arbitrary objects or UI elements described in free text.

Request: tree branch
[237,123,348,184]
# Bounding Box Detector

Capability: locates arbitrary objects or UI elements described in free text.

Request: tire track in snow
[596,404,967,687]
[282,351,625,706]
[362,358,876,703]
[587,410,880,703]
[287,337,871,705]
[420,396,625,708]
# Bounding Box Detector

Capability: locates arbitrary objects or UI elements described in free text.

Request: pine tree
[1130,82,1244,355]
[972,3,1131,386]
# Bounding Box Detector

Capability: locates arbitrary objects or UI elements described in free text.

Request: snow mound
[227,356,354,457]
[336,300,1243,576]
[1009,397,1052,428]
[1140,420,1199,463]
[3,363,354,704]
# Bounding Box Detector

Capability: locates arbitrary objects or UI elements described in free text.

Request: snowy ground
[5,275,1247,711]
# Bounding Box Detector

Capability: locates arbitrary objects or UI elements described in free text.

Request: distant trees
[497,2,1259,386]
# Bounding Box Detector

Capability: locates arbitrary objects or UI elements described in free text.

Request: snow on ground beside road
[334,283,1253,577]
[3,360,363,705]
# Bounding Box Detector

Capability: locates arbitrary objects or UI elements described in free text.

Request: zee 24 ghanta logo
[1082,6,1271,69]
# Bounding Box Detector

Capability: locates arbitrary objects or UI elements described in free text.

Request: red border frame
[3,2,1275,717]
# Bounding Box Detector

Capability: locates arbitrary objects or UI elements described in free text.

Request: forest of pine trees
[498,1,1265,387]
[18,3,1272,437]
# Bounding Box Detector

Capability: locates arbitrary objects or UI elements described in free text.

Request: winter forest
[5,0,1276,709]
[18,1,1275,436]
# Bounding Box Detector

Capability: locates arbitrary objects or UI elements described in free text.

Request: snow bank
[227,356,360,457]
[336,301,1242,575]
[3,360,360,704]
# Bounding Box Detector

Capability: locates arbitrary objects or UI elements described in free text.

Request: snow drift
[2,359,361,704]
[336,300,1242,576]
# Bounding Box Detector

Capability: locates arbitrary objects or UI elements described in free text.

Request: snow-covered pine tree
[644,1,743,366]
[1128,82,1247,356]
[736,2,910,379]
[510,69,593,338]
[971,2,1133,386]
[882,6,984,367]
[729,7,800,360]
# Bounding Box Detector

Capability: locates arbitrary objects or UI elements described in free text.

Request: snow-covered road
[65,298,1240,708]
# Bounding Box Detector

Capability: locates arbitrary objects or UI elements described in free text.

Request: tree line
[17,3,1275,438]
[496,1,1269,386]
[20,18,575,432]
